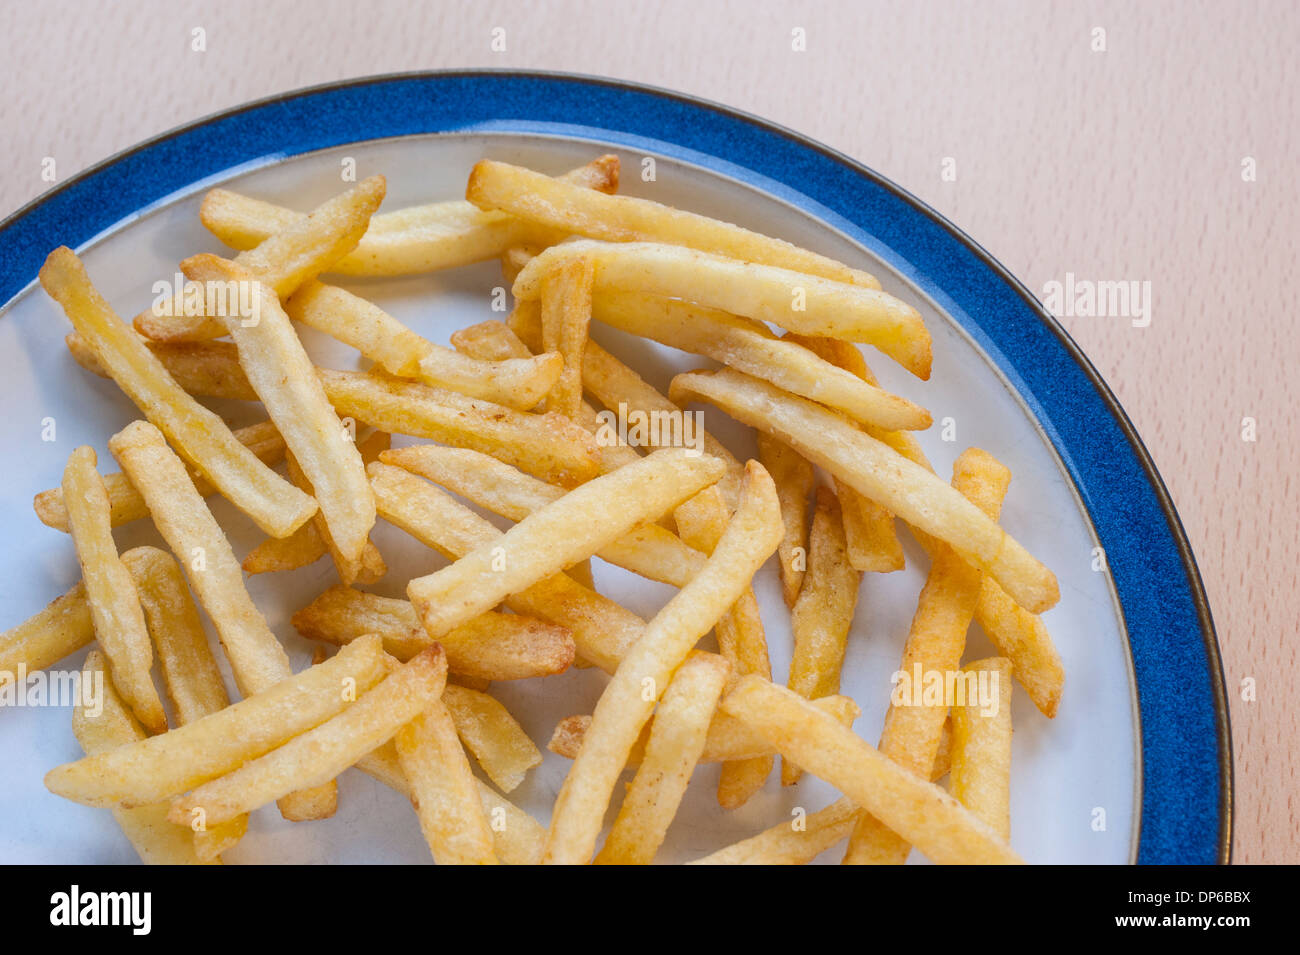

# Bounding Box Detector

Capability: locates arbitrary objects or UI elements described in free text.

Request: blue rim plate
[0,70,1230,864]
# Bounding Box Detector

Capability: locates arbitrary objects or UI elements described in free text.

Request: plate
[0,71,1230,864]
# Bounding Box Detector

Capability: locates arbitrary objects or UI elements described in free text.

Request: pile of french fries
[0,151,1067,865]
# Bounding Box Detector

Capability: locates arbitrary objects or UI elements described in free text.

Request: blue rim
[0,70,1229,864]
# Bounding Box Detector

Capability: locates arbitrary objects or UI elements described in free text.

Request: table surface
[1,0,1294,864]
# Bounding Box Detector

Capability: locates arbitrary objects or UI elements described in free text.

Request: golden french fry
[72,652,214,865]
[784,486,861,785]
[719,677,1023,864]
[180,254,375,569]
[443,684,541,793]
[285,451,385,586]
[379,445,706,587]
[36,420,284,533]
[466,158,879,288]
[843,448,1011,863]
[670,369,1059,614]
[62,446,166,735]
[354,742,544,865]
[66,333,259,401]
[202,157,618,276]
[368,463,644,673]
[0,582,94,678]
[538,254,594,418]
[595,651,730,864]
[396,701,499,864]
[450,319,534,363]
[285,281,562,410]
[514,241,930,378]
[139,176,386,341]
[543,461,781,864]
[170,646,447,828]
[756,433,814,608]
[38,248,315,537]
[241,520,327,575]
[406,448,725,639]
[46,635,389,808]
[594,290,930,429]
[688,798,858,866]
[950,657,1013,840]
[121,546,247,860]
[319,368,601,487]
[291,585,573,681]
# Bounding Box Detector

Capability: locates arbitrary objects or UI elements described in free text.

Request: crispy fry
[543,461,781,864]
[181,254,375,571]
[784,486,861,785]
[670,369,1059,614]
[466,158,879,287]
[291,585,573,681]
[72,652,214,865]
[595,651,730,864]
[202,157,618,277]
[369,463,645,673]
[285,281,562,410]
[406,449,725,639]
[756,433,815,608]
[843,448,1010,863]
[514,241,930,378]
[379,445,705,587]
[688,798,858,865]
[594,291,930,429]
[169,646,448,828]
[45,635,389,808]
[139,176,386,341]
[950,657,1013,840]
[66,333,259,401]
[396,701,499,864]
[241,519,327,575]
[538,254,594,418]
[443,684,542,793]
[62,446,165,734]
[0,582,94,677]
[39,248,315,537]
[719,677,1023,864]
[121,546,247,860]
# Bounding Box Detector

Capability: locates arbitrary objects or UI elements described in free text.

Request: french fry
[514,241,931,378]
[368,463,644,673]
[202,157,618,277]
[285,451,385,586]
[38,248,315,537]
[593,290,930,429]
[45,635,389,808]
[548,692,861,767]
[241,519,327,575]
[0,582,94,677]
[756,433,815,608]
[66,333,259,401]
[72,652,214,865]
[719,677,1023,864]
[949,657,1013,840]
[443,684,542,793]
[843,448,1010,864]
[319,368,601,487]
[466,158,879,288]
[688,798,858,866]
[291,585,573,681]
[543,461,781,864]
[138,176,386,341]
[181,254,375,572]
[169,646,448,828]
[61,446,166,735]
[284,281,562,410]
[595,651,730,864]
[121,546,247,860]
[36,420,284,533]
[354,742,544,865]
[538,254,594,418]
[396,701,499,864]
[107,420,336,820]
[784,486,861,785]
[670,369,1059,614]
[406,449,725,640]
[673,485,774,808]
[379,445,705,587]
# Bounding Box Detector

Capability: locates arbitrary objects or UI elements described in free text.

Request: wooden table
[2,0,1294,863]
